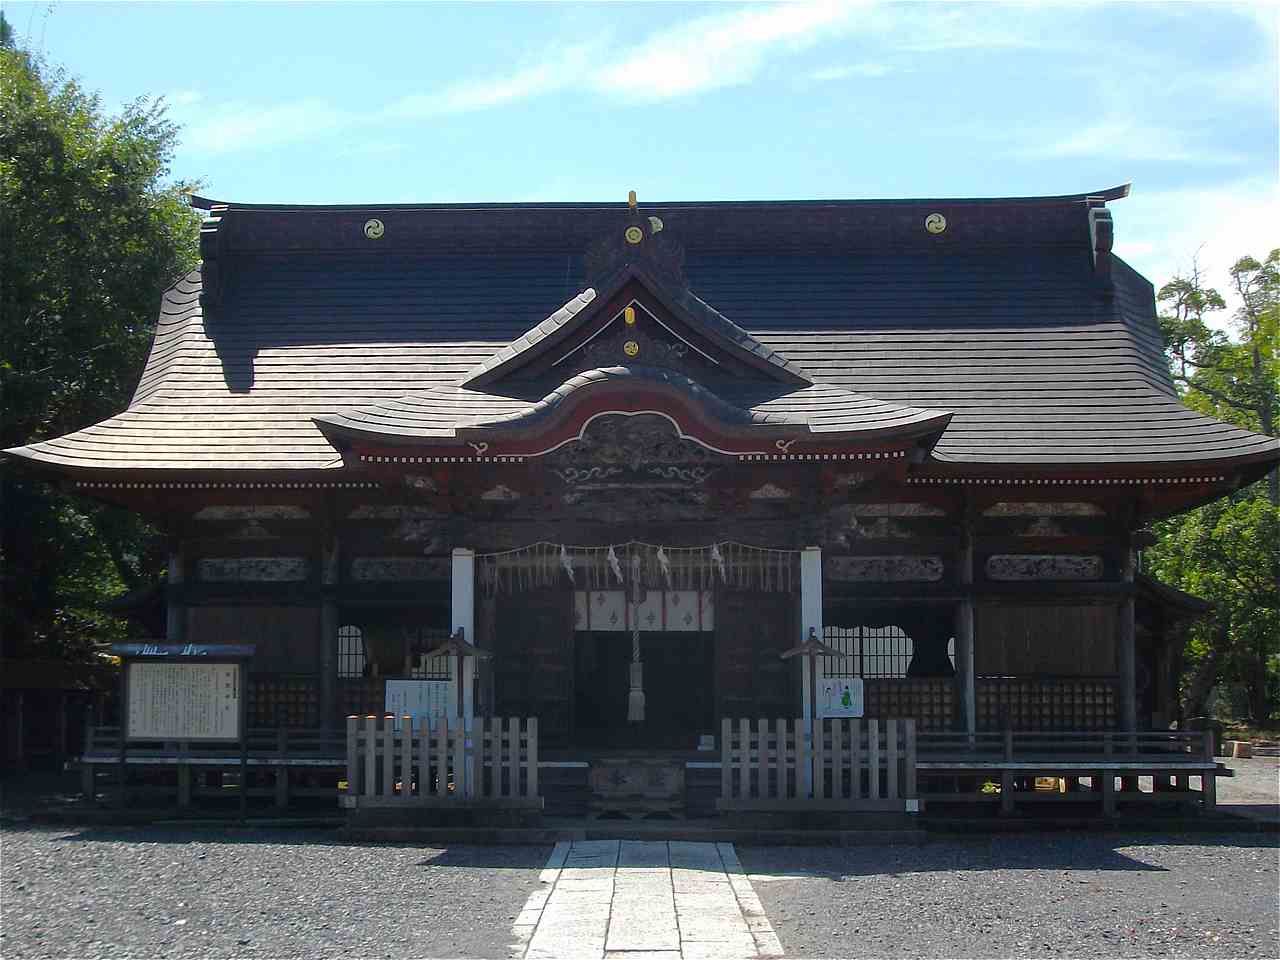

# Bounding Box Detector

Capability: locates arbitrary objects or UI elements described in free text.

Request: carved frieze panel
[545,414,721,488]
[403,474,439,493]
[1019,517,1067,537]
[827,555,944,582]
[985,554,1103,581]
[849,502,947,518]
[481,484,522,501]
[984,501,1104,517]
[749,483,792,500]
[351,557,451,582]
[194,505,311,520]
[348,504,443,520]
[199,557,308,582]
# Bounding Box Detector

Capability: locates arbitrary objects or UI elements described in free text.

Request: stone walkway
[511,840,783,959]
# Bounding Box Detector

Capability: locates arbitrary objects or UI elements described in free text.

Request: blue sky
[5,1,1277,316]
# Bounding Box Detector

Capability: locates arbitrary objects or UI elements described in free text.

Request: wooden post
[275,727,289,808]
[81,704,96,799]
[955,522,976,738]
[319,532,340,729]
[166,543,186,642]
[13,691,24,772]
[720,717,732,801]
[1101,771,1116,817]
[1119,543,1137,745]
[1000,769,1015,815]
[526,717,538,800]
[178,740,192,808]
[55,691,68,772]
[345,716,358,797]
[867,718,881,801]
[452,548,476,797]
[904,719,918,801]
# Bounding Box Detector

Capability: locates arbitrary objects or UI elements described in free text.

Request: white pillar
[800,546,823,725]
[451,548,476,730]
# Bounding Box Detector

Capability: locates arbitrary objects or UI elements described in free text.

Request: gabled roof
[460,267,811,390]
[3,189,1278,478]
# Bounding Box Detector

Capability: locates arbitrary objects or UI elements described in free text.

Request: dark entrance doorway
[573,631,714,749]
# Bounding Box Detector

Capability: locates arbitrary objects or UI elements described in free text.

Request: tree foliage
[0,18,202,659]
[1150,251,1280,724]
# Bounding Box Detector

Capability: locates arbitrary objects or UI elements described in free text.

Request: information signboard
[385,678,454,724]
[817,677,865,718]
[126,661,242,740]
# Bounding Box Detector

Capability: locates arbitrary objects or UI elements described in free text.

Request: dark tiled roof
[316,365,949,444]
[5,193,1278,474]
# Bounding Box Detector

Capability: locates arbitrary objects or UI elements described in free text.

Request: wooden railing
[917,729,1213,761]
[718,717,917,812]
[80,725,346,807]
[342,715,541,809]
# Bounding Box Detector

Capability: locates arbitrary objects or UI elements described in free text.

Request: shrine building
[7,186,1276,816]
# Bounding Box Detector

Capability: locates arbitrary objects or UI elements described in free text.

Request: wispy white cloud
[592,1,859,101]
[1014,119,1248,166]
[1115,177,1280,325]
[384,43,597,119]
[180,99,355,155]
[808,62,892,82]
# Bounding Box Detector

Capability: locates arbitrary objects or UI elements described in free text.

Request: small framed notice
[818,677,864,719]
[126,661,242,741]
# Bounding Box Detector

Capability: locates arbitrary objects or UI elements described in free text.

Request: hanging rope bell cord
[627,551,645,724]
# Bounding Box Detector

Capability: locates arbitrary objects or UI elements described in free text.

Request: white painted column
[800,547,823,724]
[800,546,822,796]
[451,548,476,729]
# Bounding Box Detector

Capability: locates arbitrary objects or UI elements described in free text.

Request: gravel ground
[0,825,549,959]
[1220,757,1280,822]
[740,834,1280,959]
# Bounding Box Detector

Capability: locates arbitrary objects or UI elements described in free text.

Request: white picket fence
[719,717,918,812]
[342,715,541,809]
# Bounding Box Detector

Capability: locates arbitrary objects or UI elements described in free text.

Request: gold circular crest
[364,218,385,240]
[924,213,947,235]
[623,340,640,357]
[624,225,644,245]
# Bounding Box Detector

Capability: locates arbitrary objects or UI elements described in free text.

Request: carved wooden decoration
[827,555,944,582]
[985,554,1103,580]
[350,557,451,581]
[199,557,308,582]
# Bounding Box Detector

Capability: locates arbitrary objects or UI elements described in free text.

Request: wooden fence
[914,729,1220,815]
[718,717,917,812]
[342,715,541,809]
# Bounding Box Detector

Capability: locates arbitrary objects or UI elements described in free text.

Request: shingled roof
[5,188,1278,476]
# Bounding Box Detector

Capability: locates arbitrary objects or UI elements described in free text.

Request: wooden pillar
[955,524,976,736]
[166,543,186,642]
[13,691,25,771]
[451,548,476,730]
[55,691,68,771]
[1119,543,1137,739]
[319,536,339,729]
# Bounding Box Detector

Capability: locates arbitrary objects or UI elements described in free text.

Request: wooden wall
[975,602,1116,676]
[187,605,321,673]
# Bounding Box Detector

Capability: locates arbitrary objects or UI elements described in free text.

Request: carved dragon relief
[541,413,724,517]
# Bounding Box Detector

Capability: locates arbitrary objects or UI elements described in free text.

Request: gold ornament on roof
[924,213,947,235]
[364,218,385,240]
[623,340,640,357]
[624,225,644,245]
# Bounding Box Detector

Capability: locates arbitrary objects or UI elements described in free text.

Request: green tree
[0,17,202,660]
[1151,252,1280,724]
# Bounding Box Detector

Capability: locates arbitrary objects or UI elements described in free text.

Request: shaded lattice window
[337,625,366,678]
[408,626,452,680]
[822,625,955,679]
